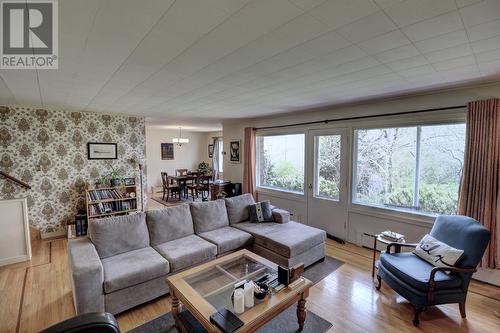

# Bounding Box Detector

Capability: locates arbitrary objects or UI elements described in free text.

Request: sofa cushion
[198,226,253,254]
[234,221,326,258]
[380,252,462,292]
[154,234,217,272]
[146,205,194,246]
[224,194,255,224]
[89,212,149,259]
[101,247,169,293]
[190,200,229,233]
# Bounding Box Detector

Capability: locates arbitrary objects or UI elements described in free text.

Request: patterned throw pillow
[413,234,464,269]
[248,201,274,223]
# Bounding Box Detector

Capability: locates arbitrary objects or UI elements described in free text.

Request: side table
[364,233,406,288]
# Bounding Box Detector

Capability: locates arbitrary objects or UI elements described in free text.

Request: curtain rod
[253,105,467,130]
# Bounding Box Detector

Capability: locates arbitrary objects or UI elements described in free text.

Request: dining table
[168,173,212,199]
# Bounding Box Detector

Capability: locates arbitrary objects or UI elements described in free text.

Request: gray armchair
[376,215,491,326]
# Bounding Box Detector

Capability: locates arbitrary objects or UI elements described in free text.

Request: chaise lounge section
[68,194,326,315]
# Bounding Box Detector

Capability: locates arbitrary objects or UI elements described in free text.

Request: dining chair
[186,175,211,201]
[161,172,180,201]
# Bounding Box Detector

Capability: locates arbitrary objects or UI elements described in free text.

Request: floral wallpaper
[0,106,146,234]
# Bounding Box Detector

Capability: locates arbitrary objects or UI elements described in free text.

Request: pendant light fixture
[172,127,189,146]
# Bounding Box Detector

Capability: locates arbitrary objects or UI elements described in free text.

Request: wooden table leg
[297,294,307,331]
[171,291,182,331]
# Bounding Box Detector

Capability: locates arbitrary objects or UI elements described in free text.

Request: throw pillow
[248,201,273,223]
[413,234,464,268]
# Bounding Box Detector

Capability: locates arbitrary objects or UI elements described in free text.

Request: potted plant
[95,177,109,189]
[108,166,123,187]
[197,161,212,175]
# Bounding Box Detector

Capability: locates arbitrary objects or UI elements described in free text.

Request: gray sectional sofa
[68,194,326,315]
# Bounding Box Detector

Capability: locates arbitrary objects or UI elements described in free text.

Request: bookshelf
[86,185,138,219]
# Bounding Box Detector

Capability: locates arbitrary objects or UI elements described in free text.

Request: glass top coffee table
[166,249,312,333]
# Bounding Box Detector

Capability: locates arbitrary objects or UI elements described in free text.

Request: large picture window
[256,133,305,194]
[354,123,466,215]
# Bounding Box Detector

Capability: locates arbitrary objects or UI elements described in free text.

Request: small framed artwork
[208,144,214,158]
[230,140,241,163]
[87,142,117,160]
[123,178,135,186]
[161,143,174,160]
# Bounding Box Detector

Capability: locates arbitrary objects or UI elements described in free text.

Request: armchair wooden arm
[385,242,418,253]
[427,266,477,302]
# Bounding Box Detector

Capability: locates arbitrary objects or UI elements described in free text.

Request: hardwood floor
[1,236,499,332]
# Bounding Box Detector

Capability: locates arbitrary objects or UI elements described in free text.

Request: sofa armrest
[68,238,105,314]
[272,208,290,224]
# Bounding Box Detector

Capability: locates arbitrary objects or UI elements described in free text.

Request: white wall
[146,128,208,192]
[222,81,500,285]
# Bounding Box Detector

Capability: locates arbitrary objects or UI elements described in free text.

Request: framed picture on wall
[230,140,241,163]
[161,143,174,160]
[87,142,117,160]
[208,144,214,158]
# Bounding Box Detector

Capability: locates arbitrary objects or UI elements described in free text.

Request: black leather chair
[39,312,120,333]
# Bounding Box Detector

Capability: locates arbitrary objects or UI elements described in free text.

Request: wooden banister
[0,171,31,190]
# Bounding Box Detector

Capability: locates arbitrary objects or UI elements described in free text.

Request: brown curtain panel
[458,99,499,269]
[243,127,256,198]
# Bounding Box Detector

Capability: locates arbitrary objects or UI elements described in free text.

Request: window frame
[351,120,466,217]
[255,130,306,196]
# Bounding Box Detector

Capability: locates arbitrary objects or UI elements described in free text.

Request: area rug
[128,257,341,333]
[152,196,204,207]
[129,304,332,333]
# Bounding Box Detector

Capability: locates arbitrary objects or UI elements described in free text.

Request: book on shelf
[88,188,125,201]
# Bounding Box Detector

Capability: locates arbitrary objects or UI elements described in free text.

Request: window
[353,123,466,215]
[218,139,224,172]
[256,133,305,194]
[314,135,341,200]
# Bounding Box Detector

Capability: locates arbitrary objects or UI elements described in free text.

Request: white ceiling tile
[433,55,477,71]
[414,29,469,53]
[470,35,500,53]
[466,18,500,41]
[375,44,420,63]
[459,0,500,27]
[423,43,473,62]
[386,55,429,70]
[384,0,457,27]
[374,0,405,9]
[396,64,436,78]
[289,0,328,11]
[337,11,397,43]
[475,48,500,63]
[455,0,484,8]
[358,29,410,54]
[308,0,380,30]
[402,12,464,41]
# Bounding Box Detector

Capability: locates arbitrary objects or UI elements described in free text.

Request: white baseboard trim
[41,229,67,239]
[0,254,30,267]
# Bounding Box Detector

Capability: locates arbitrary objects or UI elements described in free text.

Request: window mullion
[414,126,422,209]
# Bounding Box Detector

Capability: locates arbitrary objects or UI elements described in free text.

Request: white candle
[244,282,254,308]
[233,288,245,314]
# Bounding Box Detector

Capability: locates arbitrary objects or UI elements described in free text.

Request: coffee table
[166,249,312,333]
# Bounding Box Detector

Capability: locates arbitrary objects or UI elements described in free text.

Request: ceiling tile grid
[0,0,499,127]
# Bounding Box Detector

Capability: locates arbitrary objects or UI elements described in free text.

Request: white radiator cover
[0,198,32,266]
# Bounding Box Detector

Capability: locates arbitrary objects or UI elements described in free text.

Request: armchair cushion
[413,234,464,269]
[380,252,462,292]
[430,215,491,268]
